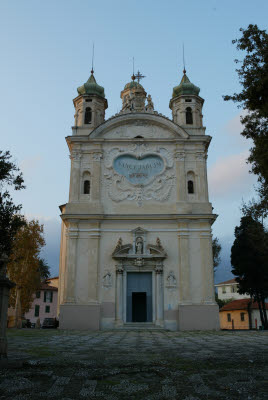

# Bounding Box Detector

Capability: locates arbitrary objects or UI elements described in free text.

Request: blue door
[127,272,152,322]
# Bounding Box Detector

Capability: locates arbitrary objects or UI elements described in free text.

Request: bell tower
[169,70,204,129]
[73,69,108,135]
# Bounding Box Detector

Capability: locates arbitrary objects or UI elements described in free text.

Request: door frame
[125,270,154,323]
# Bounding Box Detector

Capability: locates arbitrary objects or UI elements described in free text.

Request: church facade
[58,68,220,330]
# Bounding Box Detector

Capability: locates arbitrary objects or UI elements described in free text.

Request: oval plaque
[113,154,164,185]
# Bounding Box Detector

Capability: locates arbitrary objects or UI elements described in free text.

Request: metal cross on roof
[135,70,146,84]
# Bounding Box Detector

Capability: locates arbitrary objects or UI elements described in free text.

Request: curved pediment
[90,113,189,140]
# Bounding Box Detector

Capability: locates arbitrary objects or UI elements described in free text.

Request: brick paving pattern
[0,329,267,399]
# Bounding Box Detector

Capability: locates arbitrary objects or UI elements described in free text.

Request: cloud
[223,111,251,149]
[225,112,244,136]
[208,150,255,197]
[20,155,42,177]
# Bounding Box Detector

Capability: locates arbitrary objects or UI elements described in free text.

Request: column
[115,264,124,326]
[155,263,164,326]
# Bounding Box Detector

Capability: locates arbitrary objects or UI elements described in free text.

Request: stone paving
[0,329,267,399]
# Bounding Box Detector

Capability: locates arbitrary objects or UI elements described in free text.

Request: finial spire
[135,70,146,84]
[183,43,186,75]
[131,57,135,81]
[91,42,95,74]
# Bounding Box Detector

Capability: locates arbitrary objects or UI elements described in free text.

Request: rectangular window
[227,313,231,322]
[240,312,245,321]
[45,305,50,313]
[222,287,226,294]
[35,305,40,317]
[44,291,53,303]
[36,291,40,298]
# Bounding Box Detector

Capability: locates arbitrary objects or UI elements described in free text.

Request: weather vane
[135,70,146,84]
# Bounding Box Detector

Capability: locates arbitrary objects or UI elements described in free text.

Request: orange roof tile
[215,278,237,286]
[220,298,268,311]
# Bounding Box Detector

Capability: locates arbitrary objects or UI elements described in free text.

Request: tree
[224,24,268,217]
[212,237,221,271]
[0,150,25,257]
[38,258,50,280]
[215,293,233,309]
[231,215,268,328]
[7,220,46,324]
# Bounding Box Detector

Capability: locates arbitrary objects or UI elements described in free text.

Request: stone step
[118,323,166,331]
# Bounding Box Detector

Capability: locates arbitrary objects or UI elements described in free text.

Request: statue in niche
[135,236,144,254]
[103,272,112,288]
[167,271,177,287]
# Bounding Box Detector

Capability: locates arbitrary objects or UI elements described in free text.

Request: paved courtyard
[0,329,267,399]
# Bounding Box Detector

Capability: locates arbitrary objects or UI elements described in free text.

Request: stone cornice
[60,213,217,223]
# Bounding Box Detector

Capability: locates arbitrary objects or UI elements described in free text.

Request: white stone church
[58,67,220,331]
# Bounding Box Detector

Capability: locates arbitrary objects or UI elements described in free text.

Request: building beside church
[58,67,219,331]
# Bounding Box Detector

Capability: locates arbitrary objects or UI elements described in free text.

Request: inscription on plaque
[113,154,164,185]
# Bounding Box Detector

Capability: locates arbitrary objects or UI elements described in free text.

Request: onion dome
[172,71,200,98]
[77,71,105,98]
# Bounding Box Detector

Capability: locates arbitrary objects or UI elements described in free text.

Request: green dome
[172,73,200,98]
[124,80,144,90]
[77,72,105,97]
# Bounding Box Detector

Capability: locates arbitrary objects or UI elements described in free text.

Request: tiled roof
[215,278,237,286]
[46,276,59,281]
[39,283,58,291]
[220,298,268,311]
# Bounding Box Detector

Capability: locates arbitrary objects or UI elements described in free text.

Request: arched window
[188,180,194,194]
[84,180,90,194]
[186,107,193,124]
[84,107,92,124]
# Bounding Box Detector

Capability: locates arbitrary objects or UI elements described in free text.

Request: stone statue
[146,94,154,112]
[115,238,123,252]
[156,237,164,251]
[135,237,143,254]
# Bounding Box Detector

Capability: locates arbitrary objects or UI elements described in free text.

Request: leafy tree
[224,24,268,218]
[212,236,221,271]
[38,258,50,280]
[7,220,46,322]
[0,150,25,257]
[231,215,268,328]
[215,293,233,309]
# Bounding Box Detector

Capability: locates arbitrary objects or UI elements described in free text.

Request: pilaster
[65,224,78,303]
[91,148,103,202]
[69,150,81,202]
[177,223,191,304]
[175,151,186,201]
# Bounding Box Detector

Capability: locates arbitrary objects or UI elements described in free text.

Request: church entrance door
[127,272,152,323]
[132,292,147,322]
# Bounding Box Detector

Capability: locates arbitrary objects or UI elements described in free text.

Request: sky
[1,0,267,282]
